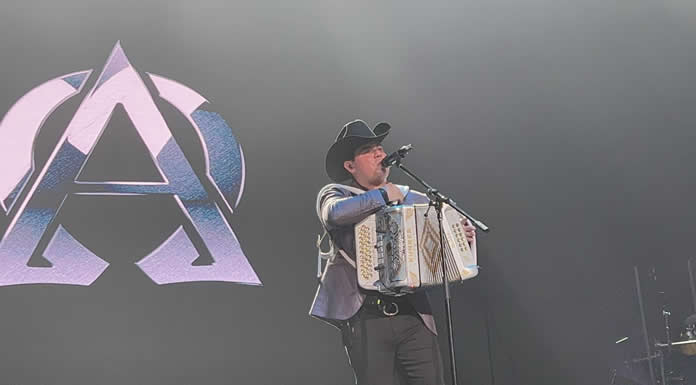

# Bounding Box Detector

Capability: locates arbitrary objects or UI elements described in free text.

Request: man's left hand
[461,219,476,243]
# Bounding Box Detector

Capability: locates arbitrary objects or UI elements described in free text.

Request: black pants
[341,301,444,385]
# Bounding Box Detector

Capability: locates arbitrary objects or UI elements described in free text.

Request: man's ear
[343,160,355,174]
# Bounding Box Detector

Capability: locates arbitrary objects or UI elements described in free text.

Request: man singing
[309,119,476,384]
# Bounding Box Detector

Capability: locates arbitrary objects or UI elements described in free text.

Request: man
[309,119,476,385]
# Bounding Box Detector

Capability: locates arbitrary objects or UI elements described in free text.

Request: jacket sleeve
[317,185,387,229]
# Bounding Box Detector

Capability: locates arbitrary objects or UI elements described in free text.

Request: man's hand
[461,218,476,243]
[382,183,405,204]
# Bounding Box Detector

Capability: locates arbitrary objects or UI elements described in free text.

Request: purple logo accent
[0,42,260,286]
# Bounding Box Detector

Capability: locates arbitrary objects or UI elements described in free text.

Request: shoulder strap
[316,229,334,280]
[337,249,356,269]
[315,184,364,278]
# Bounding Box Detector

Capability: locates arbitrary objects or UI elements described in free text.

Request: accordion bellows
[355,203,478,296]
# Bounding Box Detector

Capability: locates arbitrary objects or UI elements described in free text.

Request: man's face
[344,142,389,188]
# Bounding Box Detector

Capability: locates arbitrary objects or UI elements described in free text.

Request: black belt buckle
[378,299,399,317]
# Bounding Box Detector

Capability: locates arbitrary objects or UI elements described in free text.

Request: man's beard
[368,167,389,186]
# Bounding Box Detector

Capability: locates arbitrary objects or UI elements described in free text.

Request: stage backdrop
[2,1,696,384]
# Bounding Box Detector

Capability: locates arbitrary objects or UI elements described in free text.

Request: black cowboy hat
[325,119,391,182]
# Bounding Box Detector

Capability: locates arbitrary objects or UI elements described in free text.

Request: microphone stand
[389,155,490,385]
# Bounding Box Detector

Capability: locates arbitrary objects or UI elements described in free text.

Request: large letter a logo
[0,42,261,286]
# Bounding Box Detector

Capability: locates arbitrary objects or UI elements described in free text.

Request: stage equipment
[613,263,696,385]
[354,203,478,295]
[381,144,413,168]
[680,257,696,357]
[689,258,696,316]
[643,265,696,384]
[633,266,660,385]
[674,314,696,356]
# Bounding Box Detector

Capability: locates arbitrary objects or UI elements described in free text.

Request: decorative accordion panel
[355,203,478,295]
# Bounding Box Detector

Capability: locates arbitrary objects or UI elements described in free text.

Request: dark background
[1,0,696,384]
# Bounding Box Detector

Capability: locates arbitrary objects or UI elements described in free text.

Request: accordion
[355,203,478,296]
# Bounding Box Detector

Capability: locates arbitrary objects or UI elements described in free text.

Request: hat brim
[325,127,390,183]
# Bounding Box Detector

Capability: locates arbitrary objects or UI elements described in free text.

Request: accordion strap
[316,231,357,279]
[316,230,335,260]
[316,229,333,281]
[337,249,356,269]
[315,184,365,280]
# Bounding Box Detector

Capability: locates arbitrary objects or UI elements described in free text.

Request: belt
[361,295,415,317]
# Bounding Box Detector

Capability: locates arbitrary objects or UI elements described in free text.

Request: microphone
[381,144,413,167]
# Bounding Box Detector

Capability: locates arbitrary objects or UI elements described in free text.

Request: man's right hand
[383,183,405,204]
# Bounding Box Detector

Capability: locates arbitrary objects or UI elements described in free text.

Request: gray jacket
[309,183,437,335]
